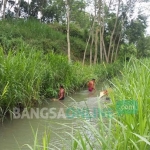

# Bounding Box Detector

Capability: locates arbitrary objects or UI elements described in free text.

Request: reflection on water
[0,84,111,150]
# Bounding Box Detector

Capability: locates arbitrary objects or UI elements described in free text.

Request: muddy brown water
[0,84,111,150]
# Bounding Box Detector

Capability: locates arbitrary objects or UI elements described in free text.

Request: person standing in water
[87,79,96,92]
[58,85,65,100]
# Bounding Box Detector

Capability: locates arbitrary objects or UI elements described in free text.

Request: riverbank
[23,57,149,150]
[0,47,122,121]
[0,84,107,150]
[63,57,150,150]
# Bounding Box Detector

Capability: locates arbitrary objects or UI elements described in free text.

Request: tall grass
[27,58,150,150]
[69,58,150,150]
[0,19,87,58]
[0,45,121,118]
[109,58,150,149]
[0,47,44,110]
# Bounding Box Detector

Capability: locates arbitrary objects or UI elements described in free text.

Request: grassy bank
[109,58,150,149]
[0,19,87,60]
[0,45,122,118]
[70,58,150,150]
[27,58,150,150]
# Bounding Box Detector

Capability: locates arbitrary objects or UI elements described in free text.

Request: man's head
[60,85,64,88]
[92,79,95,82]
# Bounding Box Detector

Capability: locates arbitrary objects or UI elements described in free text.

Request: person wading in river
[58,85,65,100]
[100,89,108,98]
[87,79,96,92]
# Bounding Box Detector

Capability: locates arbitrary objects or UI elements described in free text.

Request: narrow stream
[0,83,110,150]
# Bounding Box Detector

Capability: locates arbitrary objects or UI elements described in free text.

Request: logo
[12,107,113,119]
[116,100,138,115]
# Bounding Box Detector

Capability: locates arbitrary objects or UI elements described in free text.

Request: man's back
[88,79,95,92]
[59,86,65,100]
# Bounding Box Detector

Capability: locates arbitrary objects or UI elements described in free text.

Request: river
[0,84,111,150]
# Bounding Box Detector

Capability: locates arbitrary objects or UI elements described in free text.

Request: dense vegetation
[0,43,122,118]
[0,19,88,60]
[1,0,150,63]
[26,58,150,150]
[0,0,150,149]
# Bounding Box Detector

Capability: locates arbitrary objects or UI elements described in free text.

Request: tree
[42,0,66,23]
[16,0,21,18]
[125,15,147,44]
[94,0,149,63]
[65,0,71,63]
[0,0,3,15]
[136,36,150,58]
[2,0,7,19]
[29,0,47,18]
[19,0,29,18]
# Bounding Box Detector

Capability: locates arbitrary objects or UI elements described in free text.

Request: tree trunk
[98,0,103,63]
[102,38,109,63]
[114,32,121,61]
[2,0,7,19]
[65,0,71,63]
[90,30,94,66]
[110,33,118,63]
[110,44,115,63]
[107,0,120,62]
[101,8,108,63]
[0,0,3,13]
[99,29,103,62]
[16,0,21,19]
[93,0,97,64]
[100,0,109,63]
[94,27,98,64]
[82,16,96,65]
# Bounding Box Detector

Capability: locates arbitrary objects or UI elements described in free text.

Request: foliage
[109,57,150,149]
[0,19,88,59]
[1,0,150,63]
[26,57,150,150]
[125,15,147,44]
[28,57,150,150]
[136,36,150,58]
[0,45,122,114]
[118,43,137,61]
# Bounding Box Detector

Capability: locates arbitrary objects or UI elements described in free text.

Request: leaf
[132,133,150,145]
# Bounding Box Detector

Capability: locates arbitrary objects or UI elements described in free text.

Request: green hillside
[0,19,88,60]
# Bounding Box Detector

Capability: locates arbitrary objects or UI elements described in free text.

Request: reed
[0,45,120,119]
[27,58,150,150]
[69,58,150,150]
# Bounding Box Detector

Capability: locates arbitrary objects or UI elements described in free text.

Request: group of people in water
[57,78,108,100]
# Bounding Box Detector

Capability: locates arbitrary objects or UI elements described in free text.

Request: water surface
[0,83,110,150]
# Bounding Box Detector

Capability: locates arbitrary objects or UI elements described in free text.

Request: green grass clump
[69,58,150,150]
[28,58,150,150]
[64,58,150,150]
[0,44,121,117]
[109,58,150,149]
[0,19,87,60]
